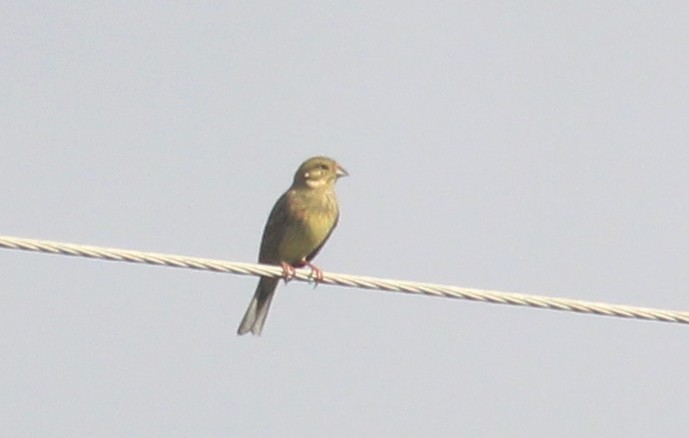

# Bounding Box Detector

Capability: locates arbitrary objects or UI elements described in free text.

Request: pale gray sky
[2,2,689,437]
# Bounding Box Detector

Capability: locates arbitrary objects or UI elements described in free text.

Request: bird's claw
[280,262,297,284]
[280,261,324,287]
[305,262,324,286]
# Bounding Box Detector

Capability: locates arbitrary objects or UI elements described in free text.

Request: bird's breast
[277,191,338,263]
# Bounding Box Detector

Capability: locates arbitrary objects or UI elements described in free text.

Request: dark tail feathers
[237,277,279,335]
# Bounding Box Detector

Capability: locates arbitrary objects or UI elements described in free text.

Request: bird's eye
[319,164,329,170]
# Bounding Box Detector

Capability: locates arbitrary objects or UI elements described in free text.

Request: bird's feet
[305,261,324,285]
[280,262,297,284]
[282,260,324,286]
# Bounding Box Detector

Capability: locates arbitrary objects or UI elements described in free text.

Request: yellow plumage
[237,156,347,336]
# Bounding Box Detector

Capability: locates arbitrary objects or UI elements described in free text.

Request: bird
[237,156,348,335]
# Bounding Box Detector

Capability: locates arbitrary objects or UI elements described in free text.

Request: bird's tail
[237,277,280,335]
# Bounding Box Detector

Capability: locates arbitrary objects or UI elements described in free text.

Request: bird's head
[292,156,348,189]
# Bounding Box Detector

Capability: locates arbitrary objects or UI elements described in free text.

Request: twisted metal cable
[1,235,687,325]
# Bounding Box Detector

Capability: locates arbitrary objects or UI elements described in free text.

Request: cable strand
[0,235,687,325]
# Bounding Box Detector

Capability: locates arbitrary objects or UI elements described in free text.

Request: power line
[0,235,687,325]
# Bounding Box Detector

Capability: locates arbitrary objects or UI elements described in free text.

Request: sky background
[2,2,689,437]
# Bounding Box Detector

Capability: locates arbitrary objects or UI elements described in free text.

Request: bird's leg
[285,260,324,285]
[280,261,297,284]
[304,261,324,284]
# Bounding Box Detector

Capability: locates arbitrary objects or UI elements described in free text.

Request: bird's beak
[336,165,349,178]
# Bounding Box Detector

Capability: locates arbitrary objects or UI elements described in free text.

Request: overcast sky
[2,2,689,437]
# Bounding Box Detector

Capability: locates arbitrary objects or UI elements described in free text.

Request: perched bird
[237,156,348,335]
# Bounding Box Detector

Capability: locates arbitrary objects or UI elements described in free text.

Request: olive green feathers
[237,156,348,335]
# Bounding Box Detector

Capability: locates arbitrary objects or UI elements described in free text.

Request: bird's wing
[258,191,292,263]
